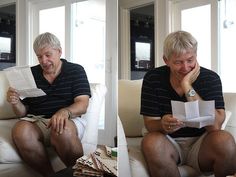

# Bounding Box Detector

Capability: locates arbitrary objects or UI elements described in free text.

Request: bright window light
[39,6,65,59]
[181,5,211,69]
[0,37,11,53]
[219,0,236,92]
[71,0,106,128]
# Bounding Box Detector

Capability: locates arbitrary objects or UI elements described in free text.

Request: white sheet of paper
[171,101,186,121]
[4,66,46,98]
[185,100,199,119]
[171,100,215,128]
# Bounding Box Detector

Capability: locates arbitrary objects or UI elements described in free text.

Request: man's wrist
[64,108,72,119]
[185,88,196,97]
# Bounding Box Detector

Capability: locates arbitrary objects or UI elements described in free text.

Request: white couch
[0,71,106,177]
[118,79,231,177]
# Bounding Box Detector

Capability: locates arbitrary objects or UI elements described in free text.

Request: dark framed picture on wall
[131,39,154,71]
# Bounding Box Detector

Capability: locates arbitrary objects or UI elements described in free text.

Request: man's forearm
[63,96,89,118]
[144,117,165,133]
[205,109,225,132]
[12,102,27,117]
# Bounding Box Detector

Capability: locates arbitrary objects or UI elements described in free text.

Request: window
[71,0,105,84]
[181,5,211,69]
[172,0,214,69]
[71,1,106,128]
[219,0,236,92]
[133,41,152,70]
[0,36,11,53]
[39,6,65,59]
[0,35,14,63]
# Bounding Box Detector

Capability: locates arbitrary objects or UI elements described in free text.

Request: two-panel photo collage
[0,0,236,177]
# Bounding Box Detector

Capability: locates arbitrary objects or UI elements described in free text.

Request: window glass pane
[181,5,211,69]
[39,6,65,59]
[71,0,106,128]
[71,0,105,84]
[0,37,11,53]
[135,42,151,69]
[219,0,236,92]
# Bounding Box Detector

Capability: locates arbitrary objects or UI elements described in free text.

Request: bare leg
[141,132,181,177]
[199,130,236,177]
[51,120,83,166]
[12,121,54,177]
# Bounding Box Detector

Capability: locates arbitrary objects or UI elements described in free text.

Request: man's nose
[181,62,189,71]
[40,56,48,64]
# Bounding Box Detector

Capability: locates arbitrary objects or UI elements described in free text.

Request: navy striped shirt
[141,65,224,137]
[22,59,91,118]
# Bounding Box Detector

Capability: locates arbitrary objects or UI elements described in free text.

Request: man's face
[164,50,197,81]
[35,46,62,74]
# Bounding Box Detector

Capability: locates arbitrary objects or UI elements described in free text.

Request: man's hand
[7,87,20,105]
[181,62,200,90]
[161,114,184,133]
[47,108,70,135]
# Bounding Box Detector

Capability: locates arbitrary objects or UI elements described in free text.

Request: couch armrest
[222,110,231,130]
[118,116,132,177]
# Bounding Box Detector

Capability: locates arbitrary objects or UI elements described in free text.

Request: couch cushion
[0,119,22,162]
[0,71,16,119]
[118,79,144,137]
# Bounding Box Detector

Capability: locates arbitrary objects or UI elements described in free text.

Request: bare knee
[141,132,180,177]
[12,121,43,154]
[50,123,83,163]
[206,130,236,154]
[50,123,78,148]
[200,131,236,165]
[142,132,166,152]
[141,132,178,162]
[12,121,42,144]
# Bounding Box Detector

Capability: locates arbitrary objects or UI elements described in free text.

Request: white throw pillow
[81,83,107,155]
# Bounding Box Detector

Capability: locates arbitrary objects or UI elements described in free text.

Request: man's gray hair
[33,32,61,53]
[163,30,198,59]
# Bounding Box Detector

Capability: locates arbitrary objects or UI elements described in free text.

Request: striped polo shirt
[22,59,91,118]
[140,65,224,138]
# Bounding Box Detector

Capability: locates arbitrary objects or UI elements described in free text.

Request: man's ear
[163,56,169,65]
[58,48,62,55]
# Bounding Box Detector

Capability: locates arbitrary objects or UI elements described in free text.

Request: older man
[7,32,91,177]
[141,31,236,177]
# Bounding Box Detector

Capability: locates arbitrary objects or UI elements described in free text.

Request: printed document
[171,100,215,128]
[4,66,46,98]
